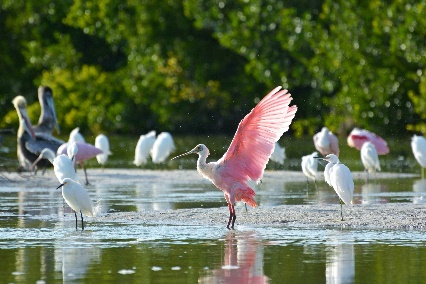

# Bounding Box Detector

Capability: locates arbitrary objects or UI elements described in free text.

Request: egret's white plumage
[301,152,319,182]
[313,127,340,156]
[134,131,156,166]
[69,127,85,143]
[360,142,381,174]
[320,154,354,220]
[95,134,111,165]
[57,178,94,230]
[411,135,426,178]
[270,142,286,165]
[151,132,176,163]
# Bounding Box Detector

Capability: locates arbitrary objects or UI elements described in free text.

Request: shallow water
[1,171,426,283]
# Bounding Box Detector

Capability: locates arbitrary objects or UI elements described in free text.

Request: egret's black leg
[340,199,344,221]
[83,165,90,186]
[74,211,78,230]
[80,211,84,231]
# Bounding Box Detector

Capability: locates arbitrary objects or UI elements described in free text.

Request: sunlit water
[1,171,426,283]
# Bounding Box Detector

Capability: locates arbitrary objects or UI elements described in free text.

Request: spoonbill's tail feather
[234,186,258,208]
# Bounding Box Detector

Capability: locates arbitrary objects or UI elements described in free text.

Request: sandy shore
[1,169,424,231]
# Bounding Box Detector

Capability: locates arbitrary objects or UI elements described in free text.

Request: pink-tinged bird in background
[313,127,340,156]
[172,86,297,229]
[57,141,102,185]
[347,127,389,155]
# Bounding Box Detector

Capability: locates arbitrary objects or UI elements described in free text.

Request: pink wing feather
[347,128,389,155]
[217,86,297,182]
[58,142,103,161]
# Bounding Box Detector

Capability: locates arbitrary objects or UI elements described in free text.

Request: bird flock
[8,85,426,230]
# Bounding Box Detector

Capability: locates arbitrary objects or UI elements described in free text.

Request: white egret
[317,154,354,221]
[411,135,426,179]
[95,134,111,166]
[151,132,176,163]
[133,130,156,166]
[270,142,286,165]
[301,152,319,185]
[56,178,94,230]
[69,127,85,143]
[360,141,381,180]
[313,127,340,156]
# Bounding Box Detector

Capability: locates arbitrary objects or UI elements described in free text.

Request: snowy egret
[69,127,85,143]
[151,132,176,163]
[95,134,111,166]
[33,86,60,135]
[57,141,102,185]
[360,141,381,179]
[301,152,319,185]
[347,128,389,155]
[316,154,354,221]
[134,131,156,166]
[13,96,64,171]
[411,135,426,179]
[172,86,297,229]
[56,178,94,230]
[270,142,286,165]
[313,127,340,156]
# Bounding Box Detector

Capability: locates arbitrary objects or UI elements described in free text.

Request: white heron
[95,134,111,166]
[301,152,319,185]
[411,135,426,179]
[69,127,85,143]
[360,141,381,180]
[313,127,340,156]
[270,142,286,165]
[134,130,156,166]
[151,132,176,163]
[317,154,354,221]
[56,178,94,230]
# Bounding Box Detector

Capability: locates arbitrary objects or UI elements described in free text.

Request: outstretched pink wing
[217,86,297,182]
[347,128,389,155]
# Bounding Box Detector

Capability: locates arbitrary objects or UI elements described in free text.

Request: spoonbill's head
[171,144,209,160]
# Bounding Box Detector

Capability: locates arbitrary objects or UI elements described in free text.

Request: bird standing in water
[172,86,297,229]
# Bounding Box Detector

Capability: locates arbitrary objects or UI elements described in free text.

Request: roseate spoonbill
[56,178,94,230]
[151,132,176,163]
[30,149,79,183]
[301,152,319,185]
[347,128,389,155]
[316,154,354,221]
[134,131,156,166]
[57,141,102,185]
[270,142,286,165]
[313,127,340,156]
[360,142,381,179]
[95,134,111,166]
[172,86,297,229]
[13,96,64,171]
[33,86,60,135]
[411,135,426,179]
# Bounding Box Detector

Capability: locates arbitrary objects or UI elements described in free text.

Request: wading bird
[313,127,340,157]
[360,142,381,180]
[30,149,79,183]
[134,130,156,166]
[317,154,354,221]
[13,96,63,172]
[301,152,319,186]
[56,178,94,230]
[347,128,389,155]
[411,135,426,179]
[172,86,297,229]
[95,134,111,166]
[57,142,102,185]
[151,132,176,163]
[33,86,60,135]
[270,142,286,165]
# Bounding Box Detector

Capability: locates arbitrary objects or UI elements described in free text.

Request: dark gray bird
[33,86,60,135]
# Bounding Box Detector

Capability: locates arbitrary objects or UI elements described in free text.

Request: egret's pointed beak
[171,147,197,160]
[56,183,64,190]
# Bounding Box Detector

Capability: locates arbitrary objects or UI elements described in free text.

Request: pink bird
[172,86,297,229]
[347,127,389,155]
[57,141,102,185]
[313,127,340,156]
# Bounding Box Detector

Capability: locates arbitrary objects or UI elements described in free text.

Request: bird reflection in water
[199,231,269,283]
[413,179,426,204]
[326,243,355,284]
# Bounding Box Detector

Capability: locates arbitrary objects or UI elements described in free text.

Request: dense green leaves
[1,0,425,138]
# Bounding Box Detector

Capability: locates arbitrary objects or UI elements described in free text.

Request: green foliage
[1,0,426,138]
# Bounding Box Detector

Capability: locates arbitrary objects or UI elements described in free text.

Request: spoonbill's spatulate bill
[56,178,94,230]
[347,128,389,155]
[172,86,297,229]
[317,154,354,221]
